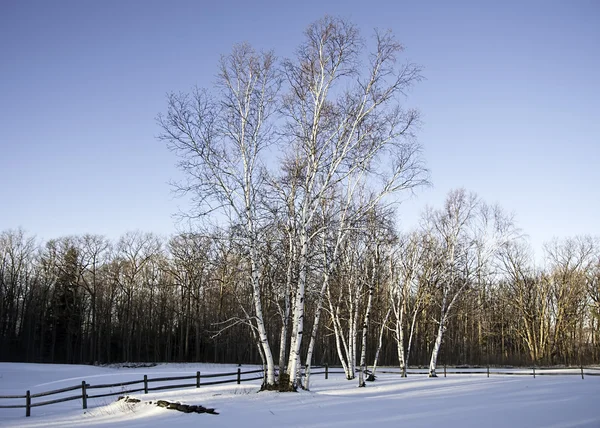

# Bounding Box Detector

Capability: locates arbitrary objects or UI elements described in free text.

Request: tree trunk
[371,308,391,378]
[429,313,446,377]
[358,249,377,387]
[286,222,309,389]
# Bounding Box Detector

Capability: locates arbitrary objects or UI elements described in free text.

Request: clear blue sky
[1,0,598,257]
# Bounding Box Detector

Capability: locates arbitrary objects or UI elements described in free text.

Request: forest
[1,17,598,390]
[1,218,599,376]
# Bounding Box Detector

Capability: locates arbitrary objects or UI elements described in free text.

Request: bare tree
[499,240,551,364]
[544,236,597,364]
[389,231,434,376]
[158,43,281,386]
[0,229,37,360]
[586,244,600,361]
[424,189,517,376]
[281,15,426,390]
[78,234,111,363]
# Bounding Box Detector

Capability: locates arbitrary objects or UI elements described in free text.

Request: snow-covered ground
[1,363,599,427]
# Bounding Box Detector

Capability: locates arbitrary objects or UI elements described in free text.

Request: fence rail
[310,364,600,379]
[0,367,263,417]
[2,364,598,418]
[376,365,600,379]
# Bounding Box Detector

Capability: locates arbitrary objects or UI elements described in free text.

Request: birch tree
[424,189,516,376]
[326,237,364,380]
[321,208,393,386]
[158,43,281,387]
[357,209,395,387]
[304,189,401,389]
[158,16,425,390]
[423,190,476,376]
[389,231,434,376]
[281,15,426,390]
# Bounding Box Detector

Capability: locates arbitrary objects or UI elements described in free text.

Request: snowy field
[1,363,599,427]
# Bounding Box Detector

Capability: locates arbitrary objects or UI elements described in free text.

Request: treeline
[1,212,598,369]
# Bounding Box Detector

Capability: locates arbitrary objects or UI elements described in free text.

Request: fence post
[26,390,31,417]
[444,364,446,378]
[82,381,87,410]
[196,371,201,388]
[487,366,490,378]
[237,367,241,385]
[581,366,584,380]
[325,364,329,380]
[533,367,536,379]
[143,375,148,394]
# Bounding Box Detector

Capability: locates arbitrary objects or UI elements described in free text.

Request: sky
[1,0,599,259]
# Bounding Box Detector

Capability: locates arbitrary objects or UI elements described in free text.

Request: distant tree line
[2,16,599,390]
[1,206,598,371]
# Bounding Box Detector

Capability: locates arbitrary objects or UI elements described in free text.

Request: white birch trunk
[304,229,345,389]
[429,309,446,377]
[286,224,308,389]
[303,272,329,390]
[371,307,391,377]
[250,251,276,385]
[330,301,350,377]
[279,230,295,379]
[278,284,290,377]
[358,247,378,387]
[327,276,355,380]
[429,289,450,377]
[396,309,407,377]
[349,289,359,379]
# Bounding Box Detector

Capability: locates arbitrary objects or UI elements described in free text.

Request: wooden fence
[2,365,599,418]
[305,364,600,379]
[0,367,263,417]
[376,365,600,379]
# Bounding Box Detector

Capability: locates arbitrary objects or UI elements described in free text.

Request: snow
[1,363,599,427]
